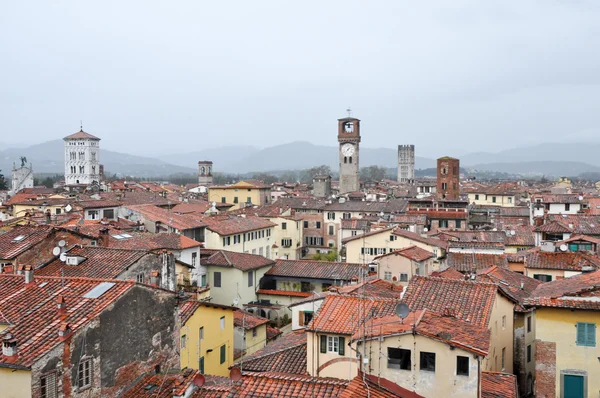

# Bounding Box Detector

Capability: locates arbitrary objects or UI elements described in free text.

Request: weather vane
[80,120,83,131]
[346,107,352,117]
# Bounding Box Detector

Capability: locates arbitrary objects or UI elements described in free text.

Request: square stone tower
[398,145,415,184]
[338,117,361,194]
[198,161,213,185]
[436,156,460,200]
[63,129,101,187]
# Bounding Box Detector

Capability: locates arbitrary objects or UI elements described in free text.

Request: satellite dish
[58,240,66,247]
[423,227,428,232]
[511,230,516,236]
[229,367,242,382]
[578,196,584,201]
[559,244,568,252]
[395,303,410,320]
[52,247,61,256]
[233,297,239,306]
[65,204,72,212]
[59,253,67,262]
[193,373,205,387]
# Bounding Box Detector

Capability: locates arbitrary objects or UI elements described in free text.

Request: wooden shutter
[320,335,327,353]
[587,323,596,347]
[339,337,345,356]
[577,323,588,346]
[298,311,304,327]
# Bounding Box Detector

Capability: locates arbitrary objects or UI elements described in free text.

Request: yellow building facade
[208,181,271,210]
[180,302,235,377]
[0,368,31,398]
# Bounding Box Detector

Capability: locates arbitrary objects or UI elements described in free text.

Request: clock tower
[338,115,361,194]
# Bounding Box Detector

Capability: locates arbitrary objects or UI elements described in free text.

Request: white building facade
[63,129,101,186]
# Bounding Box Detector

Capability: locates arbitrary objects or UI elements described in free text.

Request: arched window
[349,156,353,164]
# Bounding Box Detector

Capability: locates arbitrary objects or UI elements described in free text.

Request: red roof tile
[234,309,269,329]
[204,250,274,271]
[0,225,53,260]
[237,330,307,375]
[126,204,207,231]
[63,129,100,140]
[266,259,367,281]
[0,275,138,368]
[402,276,498,328]
[429,268,465,280]
[202,215,276,236]
[392,229,448,249]
[257,289,312,298]
[478,266,541,312]
[336,279,405,298]
[340,374,420,398]
[481,371,518,398]
[525,251,600,271]
[447,253,508,273]
[179,301,236,326]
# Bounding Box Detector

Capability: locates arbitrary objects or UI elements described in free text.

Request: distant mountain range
[2,140,600,179]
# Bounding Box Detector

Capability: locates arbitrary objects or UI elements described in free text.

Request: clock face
[344,122,354,133]
[341,143,355,156]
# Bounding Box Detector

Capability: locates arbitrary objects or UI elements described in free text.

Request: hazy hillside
[0,140,195,178]
[160,145,260,169]
[461,143,600,168]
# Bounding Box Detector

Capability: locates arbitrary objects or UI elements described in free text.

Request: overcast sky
[1,1,599,158]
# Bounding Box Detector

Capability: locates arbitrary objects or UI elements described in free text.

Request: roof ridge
[242,341,307,363]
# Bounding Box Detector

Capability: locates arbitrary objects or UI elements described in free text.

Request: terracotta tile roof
[558,234,600,245]
[37,246,150,279]
[335,279,404,299]
[0,275,138,368]
[340,374,421,398]
[63,129,100,140]
[266,259,367,281]
[203,250,275,271]
[478,266,542,312]
[99,191,172,207]
[408,210,468,220]
[481,371,518,398]
[234,309,269,329]
[323,200,406,213]
[448,241,505,250]
[525,251,600,271]
[437,231,507,243]
[266,326,282,341]
[308,295,398,335]
[126,204,207,231]
[429,268,466,280]
[216,372,348,397]
[534,220,572,233]
[257,289,312,298]
[532,194,582,204]
[274,198,328,210]
[402,276,498,328]
[447,253,508,272]
[237,330,307,375]
[391,214,427,225]
[499,207,530,217]
[76,199,121,209]
[504,226,536,246]
[122,369,230,398]
[352,310,490,356]
[171,202,212,214]
[230,203,292,218]
[378,246,434,262]
[340,218,371,230]
[392,229,448,249]
[107,232,201,251]
[201,215,276,236]
[179,300,237,326]
[0,225,53,260]
[546,214,600,235]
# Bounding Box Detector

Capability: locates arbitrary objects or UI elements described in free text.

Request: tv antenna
[346,107,352,117]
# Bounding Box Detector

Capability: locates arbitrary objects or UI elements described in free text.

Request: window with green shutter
[320,335,327,353]
[220,344,226,364]
[338,337,345,356]
[576,322,596,347]
[199,357,204,374]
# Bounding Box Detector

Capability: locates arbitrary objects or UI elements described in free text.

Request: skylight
[83,282,115,299]
[112,234,132,240]
[12,235,25,242]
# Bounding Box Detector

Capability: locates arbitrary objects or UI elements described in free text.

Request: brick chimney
[58,323,71,340]
[57,295,67,316]
[2,333,17,359]
[99,228,109,247]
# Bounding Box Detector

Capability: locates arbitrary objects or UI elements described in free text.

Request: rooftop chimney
[24,266,34,284]
[2,333,17,358]
[99,228,109,247]
[57,295,67,315]
[58,323,71,339]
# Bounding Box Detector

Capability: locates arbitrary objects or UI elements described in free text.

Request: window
[199,357,204,374]
[77,358,92,389]
[576,322,596,347]
[328,225,334,235]
[103,209,114,219]
[388,348,411,370]
[88,210,99,220]
[349,156,352,164]
[439,220,448,228]
[527,316,532,333]
[474,194,479,200]
[502,315,506,329]
[508,197,513,204]
[214,272,222,288]
[533,274,552,282]
[441,183,447,190]
[247,197,252,204]
[303,221,309,228]
[321,335,345,355]
[400,273,408,282]
[316,221,321,229]
[248,271,253,287]
[221,197,226,203]
[384,271,392,281]
[252,328,257,337]
[234,197,239,204]
[492,196,497,203]
[303,311,313,325]
[181,335,186,348]
[220,344,226,364]
[41,372,57,398]
[351,230,358,236]
[565,203,571,211]
[191,252,197,267]
[420,352,436,371]
[455,220,462,229]
[56,208,61,215]
[220,316,225,330]
[282,222,287,230]
[501,347,506,370]
[136,273,144,283]
[201,274,206,287]
[527,344,532,363]
[456,356,469,376]
[200,327,204,340]
[259,247,263,256]
[327,212,335,220]
[343,213,351,219]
